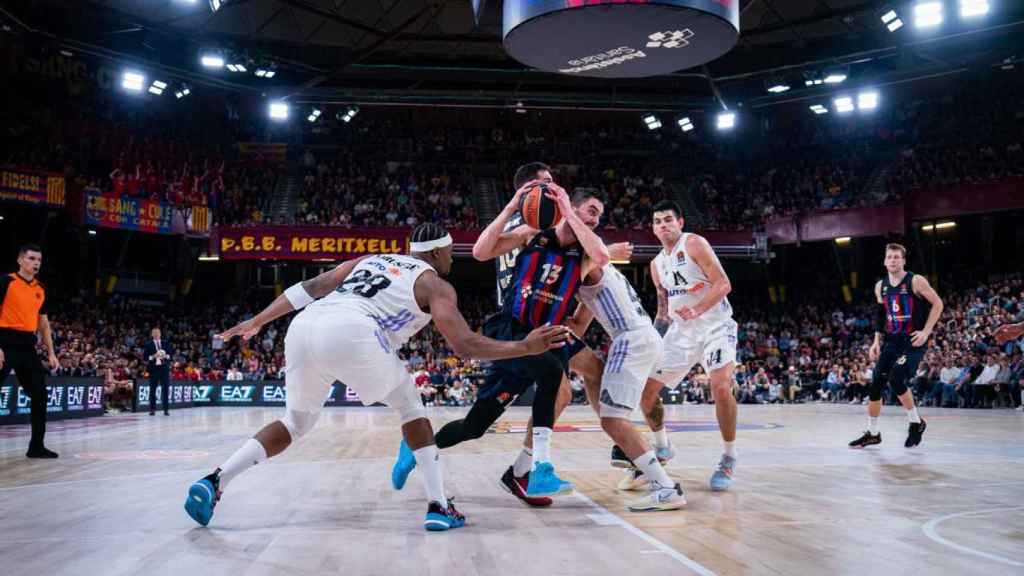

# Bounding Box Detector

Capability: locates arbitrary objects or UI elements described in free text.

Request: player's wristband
[284,283,315,310]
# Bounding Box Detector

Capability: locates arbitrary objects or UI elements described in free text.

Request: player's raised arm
[472,181,538,261]
[218,256,367,341]
[420,272,568,360]
[678,234,731,320]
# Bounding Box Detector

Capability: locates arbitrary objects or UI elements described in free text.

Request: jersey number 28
[336,269,392,298]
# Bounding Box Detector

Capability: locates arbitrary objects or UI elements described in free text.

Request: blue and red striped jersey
[500,228,583,328]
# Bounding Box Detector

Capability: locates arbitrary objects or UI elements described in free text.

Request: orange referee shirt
[0,273,48,344]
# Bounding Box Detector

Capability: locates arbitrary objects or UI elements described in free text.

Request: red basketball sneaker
[500,466,553,507]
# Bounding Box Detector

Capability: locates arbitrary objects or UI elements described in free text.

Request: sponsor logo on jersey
[676,251,686,264]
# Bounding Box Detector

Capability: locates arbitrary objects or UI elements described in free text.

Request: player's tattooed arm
[646,395,665,430]
[651,260,671,336]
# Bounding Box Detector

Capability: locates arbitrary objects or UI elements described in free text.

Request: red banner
[217,226,410,260]
[215,225,755,261]
[0,166,66,207]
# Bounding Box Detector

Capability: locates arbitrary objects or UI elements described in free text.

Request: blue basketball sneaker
[709,455,736,492]
[391,439,416,490]
[184,471,221,527]
[525,462,573,497]
[424,500,466,532]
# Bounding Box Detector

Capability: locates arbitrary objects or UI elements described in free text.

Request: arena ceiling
[3,0,1024,112]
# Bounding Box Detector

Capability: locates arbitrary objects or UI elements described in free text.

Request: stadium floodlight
[148,80,167,95]
[339,106,359,123]
[268,101,289,120]
[676,116,694,132]
[823,66,848,84]
[834,237,851,245]
[307,108,322,123]
[255,67,276,78]
[716,112,736,130]
[200,52,224,69]
[766,79,790,93]
[960,0,989,18]
[858,91,879,110]
[122,71,145,92]
[226,63,247,72]
[881,8,905,31]
[209,0,224,11]
[834,96,855,114]
[809,104,829,115]
[87,229,98,236]
[914,2,943,28]
[642,114,661,130]
[174,85,192,99]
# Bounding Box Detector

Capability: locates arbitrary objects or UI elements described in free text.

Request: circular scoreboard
[503,0,740,78]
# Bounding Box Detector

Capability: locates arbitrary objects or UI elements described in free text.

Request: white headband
[410,233,453,252]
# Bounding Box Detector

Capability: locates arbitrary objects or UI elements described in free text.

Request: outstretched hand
[218,318,263,342]
[523,324,571,355]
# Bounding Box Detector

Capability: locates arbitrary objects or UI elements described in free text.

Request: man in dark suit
[145,327,172,415]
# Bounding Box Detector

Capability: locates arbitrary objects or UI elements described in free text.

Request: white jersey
[653,233,733,334]
[310,254,434,347]
[577,263,651,339]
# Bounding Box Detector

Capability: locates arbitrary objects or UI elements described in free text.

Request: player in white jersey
[644,201,740,492]
[556,187,685,511]
[182,223,569,531]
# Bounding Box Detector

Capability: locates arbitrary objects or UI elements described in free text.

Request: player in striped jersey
[422,170,609,498]
[849,243,943,449]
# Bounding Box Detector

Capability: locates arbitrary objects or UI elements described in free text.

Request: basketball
[519,184,563,229]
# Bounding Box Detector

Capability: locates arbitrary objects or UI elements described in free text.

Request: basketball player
[849,243,943,449]
[489,162,671,505]
[395,172,607,499]
[548,186,685,511]
[184,224,569,531]
[640,201,741,492]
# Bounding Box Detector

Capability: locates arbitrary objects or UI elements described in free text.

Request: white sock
[413,445,447,508]
[532,427,552,466]
[652,428,669,449]
[634,450,674,489]
[513,447,533,478]
[906,406,921,424]
[723,441,737,459]
[218,438,268,490]
[868,417,879,435]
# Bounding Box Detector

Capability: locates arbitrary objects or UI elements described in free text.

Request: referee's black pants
[0,343,48,449]
[149,367,170,414]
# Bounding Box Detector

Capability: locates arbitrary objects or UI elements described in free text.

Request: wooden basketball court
[1,404,1021,576]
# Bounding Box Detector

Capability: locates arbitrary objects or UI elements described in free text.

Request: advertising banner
[85,193,174,234]
[217,226,408,260]
[0,167,66,207]
[0,377,105,425]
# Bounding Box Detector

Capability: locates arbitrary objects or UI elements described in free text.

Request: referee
[0,244,60,458]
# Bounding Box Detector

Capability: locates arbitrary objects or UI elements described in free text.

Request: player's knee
[385,384,426,425]
[281,409,319,440]
[710,379,731,397]
[867,377,885,402]
[599,404,632,422]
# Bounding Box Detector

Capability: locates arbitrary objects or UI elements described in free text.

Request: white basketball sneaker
[616,467,649,491]
[626,481,686,512]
